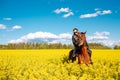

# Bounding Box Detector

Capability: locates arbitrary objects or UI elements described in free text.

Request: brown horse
[77,32,91,65]
[68,32,91,65]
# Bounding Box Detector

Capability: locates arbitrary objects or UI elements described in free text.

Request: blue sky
[0,0,120,47]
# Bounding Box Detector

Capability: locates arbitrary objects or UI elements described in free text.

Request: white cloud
[8,31,120,47]
[87,31,120,47]
[63,12,74,18]
[80,13,98,18]
[0,24,7,29]
[3,18,12,21]
[94,8,100,11]
[12,25,22,30]
[0,24,22,31]
[101,40,120,47]
[54,8,71,14]
[101,10,112,15]
[87,31,110,40]
[87,36,109,40]
[5,25,22,31]
[94,31,110,36]
[80,9,112,18]
[54,8,74,18]
[8,31,72,44]
[88,40,120,47]
[59,33,72,39]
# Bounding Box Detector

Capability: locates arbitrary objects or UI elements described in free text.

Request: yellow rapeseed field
[0,49,120,80]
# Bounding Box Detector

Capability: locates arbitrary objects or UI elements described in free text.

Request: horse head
[78,32,87,46]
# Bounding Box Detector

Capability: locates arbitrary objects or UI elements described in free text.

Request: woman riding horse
[68,28,92,64]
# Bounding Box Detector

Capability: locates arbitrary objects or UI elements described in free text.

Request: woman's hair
[73,28,78,31]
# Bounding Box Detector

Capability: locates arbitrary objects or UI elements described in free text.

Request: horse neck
[82,37,87,47]
[83,41,87,46]
[78,34,87,47]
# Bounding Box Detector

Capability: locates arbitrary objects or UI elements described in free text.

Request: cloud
[3,18,12,21]
[101,10,112,15]
[0,24,7,29]
[6,25,22,31]
[80,13,98,18]
[12,25,22,30]
[54,8,74,18]
[63,12,74,18]
[100,40,120,47]
[87,31,110,40]
[87,31,120,47]
[54,8,111,18]
[88,39,120,47]
[94,8,100,11]
[94,31,110,36]
[8,31,120,47]
[54,8,71,14]
[59,33,72,39]
[8,31,72,44]
[0,24,22,31]
[80,9,112,18]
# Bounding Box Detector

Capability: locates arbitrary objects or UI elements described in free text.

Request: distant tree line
[0,42,117,50]
[113,45,120,49]
[88,43,111,49]
[0,43,73,49]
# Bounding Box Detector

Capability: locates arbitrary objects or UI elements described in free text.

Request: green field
[0,49,120,80]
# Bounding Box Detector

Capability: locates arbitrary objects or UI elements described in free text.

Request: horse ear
[84,31,87,34]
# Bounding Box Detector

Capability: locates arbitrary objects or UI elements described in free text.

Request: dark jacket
[72,32,81,47]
